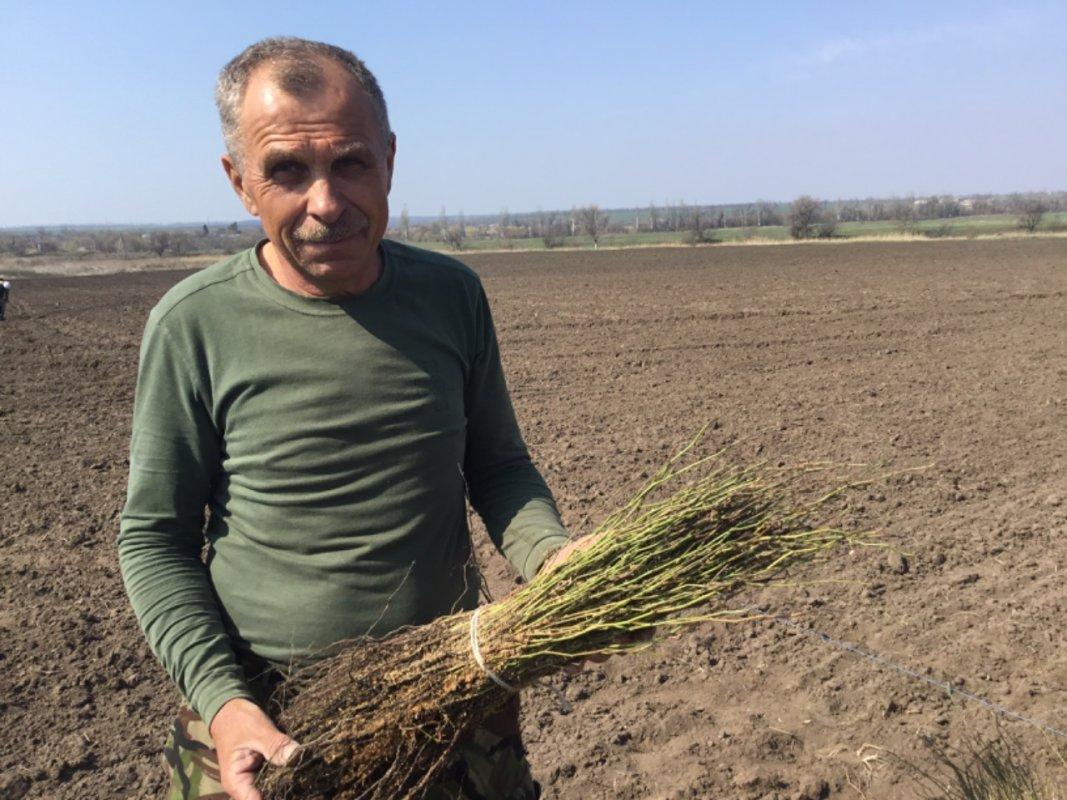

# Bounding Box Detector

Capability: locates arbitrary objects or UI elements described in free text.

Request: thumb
[266,735,300,767]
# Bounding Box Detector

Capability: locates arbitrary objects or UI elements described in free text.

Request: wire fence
[750,606,1067,741]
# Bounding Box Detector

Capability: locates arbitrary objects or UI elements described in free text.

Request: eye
[335,155,369,176]
[268,160,306,182]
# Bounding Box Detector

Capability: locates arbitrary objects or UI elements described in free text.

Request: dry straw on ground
[908,730,1066,800]
[258,441,873,800]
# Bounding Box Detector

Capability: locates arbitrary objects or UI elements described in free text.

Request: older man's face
[223,59,395,298]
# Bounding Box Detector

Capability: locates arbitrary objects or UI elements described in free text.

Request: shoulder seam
[151,256,256,325]
[384,240,481,282]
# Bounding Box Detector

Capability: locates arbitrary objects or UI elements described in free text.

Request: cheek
[353,184,390,214]
[259,199,304,234]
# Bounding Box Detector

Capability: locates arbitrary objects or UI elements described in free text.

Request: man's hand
[539,532,601,575]
[210,697,299,800]
[539,533,654,666]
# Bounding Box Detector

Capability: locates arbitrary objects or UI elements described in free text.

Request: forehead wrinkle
[238,66,389,167]
[249,113,372,144]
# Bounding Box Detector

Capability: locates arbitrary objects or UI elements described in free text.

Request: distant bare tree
[837,201,866,223]
[1018,198,1046,233]
[444,229,464,250]
[150,231,171,256]
[1,235,30,256]
[755,200,781,227]
[170,232,192,255]
[436,207,449,241]
[933,195,961,218]
[398,206,411,242]
[576,205,609,248]
[891,198,917,232]
[91,230,121,254]
[536,210,566,249]
[666,201,686,232]
[445,212,466,251]
[788,196,823,240]
[686,208,709,245]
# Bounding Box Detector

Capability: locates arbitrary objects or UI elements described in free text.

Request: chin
[298,259,361,280]
[298,251,379,293]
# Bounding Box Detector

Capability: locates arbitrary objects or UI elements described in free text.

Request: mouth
[291,230,362,263]
[293,216,368,248]
[297,233,355,249]
[291,236,363,267]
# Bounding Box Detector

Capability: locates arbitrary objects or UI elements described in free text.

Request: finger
[267,736,300,766]
[228,767,263,800]
[222,749,266,800]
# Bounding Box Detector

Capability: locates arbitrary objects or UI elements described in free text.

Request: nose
[306,177,345,223]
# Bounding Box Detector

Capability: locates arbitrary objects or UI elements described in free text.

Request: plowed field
[2,238,1066,799]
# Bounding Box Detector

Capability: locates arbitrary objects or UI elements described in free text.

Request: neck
[257,241,382,298]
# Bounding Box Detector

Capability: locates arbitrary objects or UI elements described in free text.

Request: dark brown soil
[2,238,1066,799]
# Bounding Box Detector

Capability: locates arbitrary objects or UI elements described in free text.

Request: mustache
[293,215,366,244]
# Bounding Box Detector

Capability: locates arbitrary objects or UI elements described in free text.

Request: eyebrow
[332,142,376,160]
[261,141,377,173]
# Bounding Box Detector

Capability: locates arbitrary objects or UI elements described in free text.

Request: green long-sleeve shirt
[118,240,568,725]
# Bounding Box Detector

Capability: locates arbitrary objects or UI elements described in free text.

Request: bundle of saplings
[259,442,870,800]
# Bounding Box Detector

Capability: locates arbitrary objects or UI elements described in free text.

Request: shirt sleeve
[462,286,571,580]
[117,312,254,726]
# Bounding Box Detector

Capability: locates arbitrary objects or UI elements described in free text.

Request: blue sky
[2,0,1064,227]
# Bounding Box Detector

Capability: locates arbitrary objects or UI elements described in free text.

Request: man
[0,278,10,320]
[119,37,571,800]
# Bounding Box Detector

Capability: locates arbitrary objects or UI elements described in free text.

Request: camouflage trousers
[163,703,541,800]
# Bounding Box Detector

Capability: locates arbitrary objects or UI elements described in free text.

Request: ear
[222,154,260,217]
[384,134,397,194]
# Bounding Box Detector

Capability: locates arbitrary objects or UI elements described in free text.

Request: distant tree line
[0,222,265,259]
[394,201,777,250]
[388,191,1066,248]
[4,191,1062,259]
[784,191,1063,240]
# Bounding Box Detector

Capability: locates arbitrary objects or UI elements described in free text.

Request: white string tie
[469,607,518,693]
[469,607,572,712]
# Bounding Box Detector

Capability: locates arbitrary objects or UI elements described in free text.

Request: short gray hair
[215,37,392,166]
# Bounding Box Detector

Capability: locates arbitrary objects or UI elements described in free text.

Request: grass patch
[908,731,1066,800]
